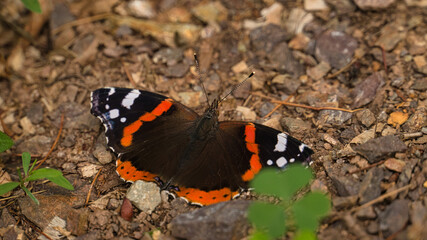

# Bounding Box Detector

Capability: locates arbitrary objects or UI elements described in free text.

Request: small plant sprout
[0,131,74,204]
[21,0,42,13]
[248,165,331,240]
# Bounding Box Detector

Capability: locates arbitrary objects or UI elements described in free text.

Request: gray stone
[351,72,385,108]
[340,127,357,141]
[411,78,427,91]
[50,103,99,131]
[356,109,376,128]
[318,110,352,125]
[18,194,87,235]
[281,117,312,134]
[332,195,358,209]
[358,168,384,204]
[315,30,358,69]
[329,174,360,196]
[93,144,113,165]
[50,3,75,29]
[232,80,251,99]
[375,23,405,51]
[126,181,161,214]
[268,42,303,77]
[356,205,377,220]
[272,74,301,94]
[403,108,427,132]
[26,102,44,124]
[16,135,53,155]
[352,135,407,163]
[170,200,251,240]
[379,199,410,237]
[250,24,288,52]
[0,208,16,228]
[93,133,113,164]
[153,48,183,66]
[259,102,276,117]
[163,63,189,78]
[61,134,76,148]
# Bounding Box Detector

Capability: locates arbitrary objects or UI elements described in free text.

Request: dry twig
[85,168,102,206]
[35,114,64,170]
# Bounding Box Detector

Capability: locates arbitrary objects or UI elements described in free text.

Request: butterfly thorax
[191,98,219,141]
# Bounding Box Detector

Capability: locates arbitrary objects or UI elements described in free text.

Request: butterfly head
[205,98,219,119]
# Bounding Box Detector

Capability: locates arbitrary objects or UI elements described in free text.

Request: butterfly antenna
[219,72,255,103]
[194,53,210,106]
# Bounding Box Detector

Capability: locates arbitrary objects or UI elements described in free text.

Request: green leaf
[0,131,13,153]
[278,165,313,198]
[47,175,74,190]
[28,158,38,174]
[248,202,286,239]
[26,168,62,181]
[22,152,31,176]
[251,165,313,200]
[250,168,283,196]
[21,0,42,13]
[0,182,20,195]
[294,229,317,240]
[249,230,272,240]
[292,192,331,231]
[22,185,39,205]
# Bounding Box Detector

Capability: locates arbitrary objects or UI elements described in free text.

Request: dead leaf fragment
[387,111,409,127]
[109,15,201,47]
[384,158,405,172]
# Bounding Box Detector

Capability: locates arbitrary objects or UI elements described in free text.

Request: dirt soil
[0,0,426,239]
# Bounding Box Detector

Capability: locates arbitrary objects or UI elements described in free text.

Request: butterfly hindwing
[171,121,313,205]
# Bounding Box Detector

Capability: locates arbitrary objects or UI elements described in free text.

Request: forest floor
[0,0,426,239]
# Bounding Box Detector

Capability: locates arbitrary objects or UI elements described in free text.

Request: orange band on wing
[175,187,240,206]
[120,99,173,147]
[242,123,262,182]
[116,159,157,182]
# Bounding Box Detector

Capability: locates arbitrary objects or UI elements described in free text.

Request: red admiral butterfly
[91,87,313,206]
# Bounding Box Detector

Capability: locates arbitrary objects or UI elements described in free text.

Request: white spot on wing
[274,133,288,152]
[108,88,115,96]
[276,157,287,168]
[109,109,119,119]
[122,89,141,109]
[290,158,295,163]
[267,160,273,165]
[120,117,126,123]
[105,104,110,110]
[299,143,307,153]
